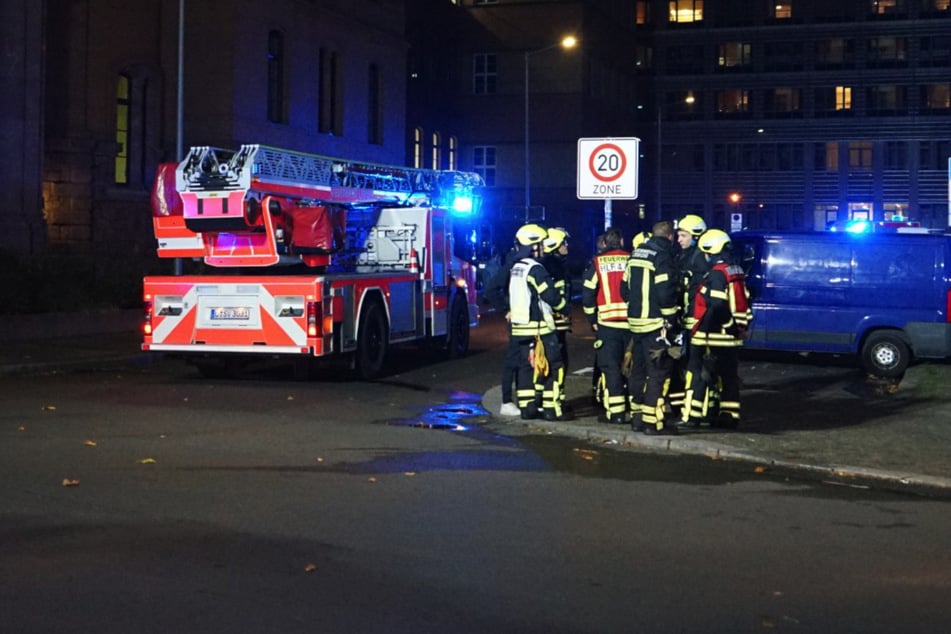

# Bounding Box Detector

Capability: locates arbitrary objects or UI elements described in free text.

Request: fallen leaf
[84,440,97,447]
[404,471,416,477]
[754,465,767,474]
[315,457,324,463]
[287,395,294,400]
[137,458,157,464]
[367,477,377,483]
[17,426,25,432]
[304,563,317,573]
[42,405,57,411]
[62,478,80,487]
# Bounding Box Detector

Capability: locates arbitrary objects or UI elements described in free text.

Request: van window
[853,244,934,285]
[769,242,850,286]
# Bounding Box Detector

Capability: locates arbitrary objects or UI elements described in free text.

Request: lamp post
[524,35,577,221]
[656,91,694,221]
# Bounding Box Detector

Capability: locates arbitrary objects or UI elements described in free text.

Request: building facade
[406,0,641,260]
[635,0,951,231]
[2,0,407,259]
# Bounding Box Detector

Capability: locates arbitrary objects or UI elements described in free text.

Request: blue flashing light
[844,219,872,233]
[451,194,473,215]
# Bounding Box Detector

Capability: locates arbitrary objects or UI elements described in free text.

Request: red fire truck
[142,144,483,379]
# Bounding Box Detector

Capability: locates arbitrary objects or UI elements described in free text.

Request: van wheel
[446,296,470,359]
[861,331,910,377]
[356,301,388,380]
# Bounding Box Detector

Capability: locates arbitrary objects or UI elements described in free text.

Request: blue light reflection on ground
[328,391,552,474]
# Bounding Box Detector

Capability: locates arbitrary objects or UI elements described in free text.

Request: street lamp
[524,35,577,221]
[656,91,694,221]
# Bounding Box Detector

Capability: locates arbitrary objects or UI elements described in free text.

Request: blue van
[731,230,951,377]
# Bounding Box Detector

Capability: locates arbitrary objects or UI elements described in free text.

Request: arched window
[431,131,442,170]
[448,136,458,170]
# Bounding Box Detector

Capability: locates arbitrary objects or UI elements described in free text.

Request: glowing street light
[524,35,578,220]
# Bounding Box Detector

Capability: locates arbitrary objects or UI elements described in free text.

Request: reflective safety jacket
[676,245,709,328]
[582,248,630,329]
[509,257,567,337]
[621,236,679,333]
[691,258,753,347]
[542,252,572,331]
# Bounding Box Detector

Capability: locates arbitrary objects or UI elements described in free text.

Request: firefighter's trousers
[633,329,674,431]
[595,325,631,419]
[682,343,741,423]
[515,332,565,417]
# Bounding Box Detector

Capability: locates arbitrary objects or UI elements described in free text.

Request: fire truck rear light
[323,315,334,334]
[143,300,153,336]
[306,301,320,337]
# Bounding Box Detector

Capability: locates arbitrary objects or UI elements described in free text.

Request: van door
[761,238,853,353]
[734,236,767,346]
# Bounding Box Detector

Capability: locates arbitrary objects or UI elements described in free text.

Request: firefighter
[681,229,753,429]
[582,227,630,424]
[508,223,569,421]
[484,240,523,417]
[668,214,709,415]
[622,220,680,434]
[590,232,609,407]
[542,227,572,415]
[625,230,652,421]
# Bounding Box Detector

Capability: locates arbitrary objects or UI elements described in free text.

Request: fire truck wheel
[861,330,910,378]
[446,296,470,359]
[357,300,389,380]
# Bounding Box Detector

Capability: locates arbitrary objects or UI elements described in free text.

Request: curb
[481,385,951,497]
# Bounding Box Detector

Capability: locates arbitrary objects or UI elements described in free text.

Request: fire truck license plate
[209,307,252,321]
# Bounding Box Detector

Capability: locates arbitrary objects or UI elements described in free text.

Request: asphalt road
[2,317,950,633]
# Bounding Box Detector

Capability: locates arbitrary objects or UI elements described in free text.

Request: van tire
[861,331,910,377]
[446,296,470,359]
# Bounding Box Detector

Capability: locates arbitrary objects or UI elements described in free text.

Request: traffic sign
[577,137,639,200]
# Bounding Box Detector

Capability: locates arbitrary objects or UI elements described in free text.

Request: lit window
[413,128,423,169]
[717,42,751,68]
[668,0,703,23]
[836,86,852,110]
[923,83,951,110]
[716,89,749,114]
[636,0,651,24]
[115,74,129,184]
[772,3,793,18]
[448,136,458,171]
[472,146,496,186]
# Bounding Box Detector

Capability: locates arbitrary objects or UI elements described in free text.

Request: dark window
[920,35,951,67]
[473,54,497,95]
[319,48,343,135]
[815,38,855,69]
[764,88,802,118]
[867,85,907,115]
[867,36,908,67]
[884,141,907,169]
[666,45,705,74]
[814,86,853,116]
[367,64,383,145]
[763,41,803,71]
[267,30,285,124]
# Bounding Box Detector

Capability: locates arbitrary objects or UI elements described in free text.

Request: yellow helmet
[515,223,547,246]
[631,231,651,248]
[677,214,707,237]
[543,227,569,253]
[697,229,731,255]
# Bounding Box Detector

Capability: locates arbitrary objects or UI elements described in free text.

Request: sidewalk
[2,310,950,496]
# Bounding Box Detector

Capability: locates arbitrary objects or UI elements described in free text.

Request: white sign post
[577,137,639,230]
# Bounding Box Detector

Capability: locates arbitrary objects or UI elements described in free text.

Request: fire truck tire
[446,296,470,358]
[357,300,389,380]
[861,330,910,377]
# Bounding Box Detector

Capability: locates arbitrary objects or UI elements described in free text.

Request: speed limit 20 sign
[576,137,640,200]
